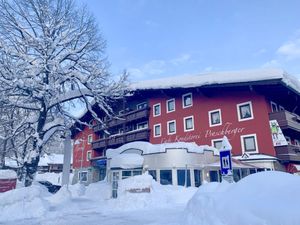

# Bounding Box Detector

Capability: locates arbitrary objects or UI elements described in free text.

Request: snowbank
[0,169,17,179]
[0,185,50,221]
[110,153,144,169]
[118,173,152,193]
[183,171,300,225]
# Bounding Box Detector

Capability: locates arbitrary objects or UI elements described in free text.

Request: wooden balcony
[275,145,300,163]
[269,110,300,133]
[92,129,150,150]
[93,107,150,132]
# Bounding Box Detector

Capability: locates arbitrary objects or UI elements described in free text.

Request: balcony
[93,107,150,132]
[275,145,300,163]
[92,129,150,150]
[269,110,300,133]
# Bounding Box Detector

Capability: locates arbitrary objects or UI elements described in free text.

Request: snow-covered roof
[106,141,218,158]
[131,68,300,95]
[38,154,65,166]
[0,169,17,179]
[110,153,144,169]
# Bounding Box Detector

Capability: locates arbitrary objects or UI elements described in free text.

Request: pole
[80,137,85,183]
[62,130,72,187]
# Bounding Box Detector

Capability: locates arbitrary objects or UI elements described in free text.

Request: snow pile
[183,171,300,225]
[110,153,144,169]
[35,172,62,185]
[103,173,197,213]
[106,141,218,158]
[118,173,152,194]
[0,169,17,179]
[0,185,50,221]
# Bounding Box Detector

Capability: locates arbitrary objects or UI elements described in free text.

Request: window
[137,122,148,130]
[182,93,193,108]
[208,109,222,126]
[86,151,92,161]
[122,169,142,179]
[184,116,194,132]
[160,170,172,185]
[177,169,191,187]
[233,169,241,182]
[148,170,157,181]
[241,134,258,153]
[153,124,161,137]
[295,139,300,146]
[209,171,219,182]
[78,171,88,182]
[167,99,175,113]
[211,139,223,150]
[194,169,202,187]
[167,120,176,135]
[87,134,93,144]
[270,101,278,112]
[153,103,161,117]
[137,102,147,110]
[237,101,254,121]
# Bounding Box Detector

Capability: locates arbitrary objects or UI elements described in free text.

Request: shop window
[78,171,88,182]
[295,139,300,146]
[153,124,161,137]
[86,151,92,161]
[241,134,258,153]
[237,101,253,121]
[194,169,202,187]
[208,109,222,127]
[212,139,223,150]
[167,98,175,113]
[137,102,147,110]
[133,170,142,176]
[249,168,257,174]
[270,101,278,112]
[87,134,93,144]
[122,170,132,179]
[233,169,241,182]
[177,169,191,187]
[167,120,176,135]
[182,93,193,108]
[209,171,219,182]
[153,103,161,117]
[184,116,194,132]
[148,170,157,181]
[160,170,172,185]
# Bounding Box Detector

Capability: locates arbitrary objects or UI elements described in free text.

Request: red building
[72,68,300,184]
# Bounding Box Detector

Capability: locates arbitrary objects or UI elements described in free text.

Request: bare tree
[0,0,127,186]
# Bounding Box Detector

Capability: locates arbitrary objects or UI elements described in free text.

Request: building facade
[71,69,300,185]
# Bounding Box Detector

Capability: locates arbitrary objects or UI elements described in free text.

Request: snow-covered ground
[0,171,300,225]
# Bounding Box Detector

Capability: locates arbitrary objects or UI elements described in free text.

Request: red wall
[149,89,276,156]
[73,126,99,169]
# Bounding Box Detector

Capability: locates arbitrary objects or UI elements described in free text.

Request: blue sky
[81,0,300,81]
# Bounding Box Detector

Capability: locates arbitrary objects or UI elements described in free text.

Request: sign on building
[269,120,288,146]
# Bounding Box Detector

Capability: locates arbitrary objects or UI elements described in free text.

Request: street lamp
[74,138,85,183]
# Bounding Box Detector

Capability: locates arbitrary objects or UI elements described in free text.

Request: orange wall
[149,89,276,156]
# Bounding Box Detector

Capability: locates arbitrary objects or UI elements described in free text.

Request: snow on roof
[38,154,65,166]
[110,153,144,169]
[106,141,218,158]
[4,157,21,168]
[131,68,300,95]
[0,169,17,179]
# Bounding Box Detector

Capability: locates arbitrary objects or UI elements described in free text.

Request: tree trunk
[0,139,7,169]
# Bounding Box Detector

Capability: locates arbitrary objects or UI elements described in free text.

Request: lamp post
[74,137,85,183]
[62,130,72,187]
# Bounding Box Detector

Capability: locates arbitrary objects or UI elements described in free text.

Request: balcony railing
[275,145,300,162]
[93,107,150,132]
[269,110,300,133]
[92,129,150,150]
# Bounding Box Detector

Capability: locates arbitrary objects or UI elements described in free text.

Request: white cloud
[277,38,300,59]
[128,54,193,80]
[261,59,281,68]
